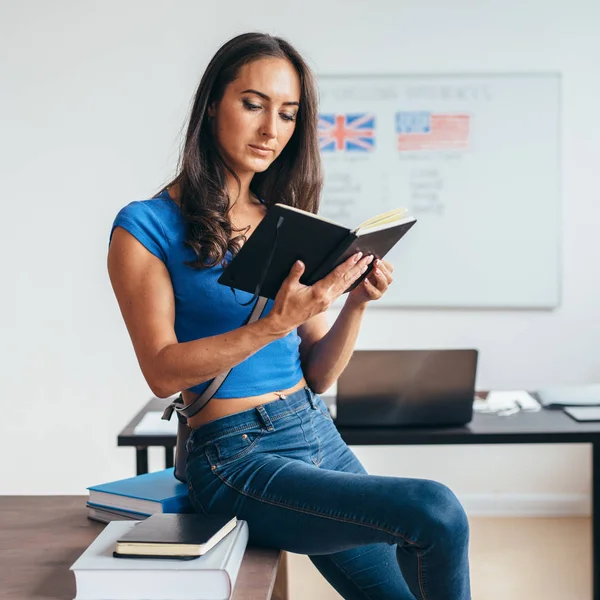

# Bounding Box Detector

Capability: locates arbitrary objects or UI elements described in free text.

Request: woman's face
[210,57,301,178]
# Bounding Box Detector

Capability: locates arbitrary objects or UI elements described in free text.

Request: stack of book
[86,468,192,523]
[71,513,248,600]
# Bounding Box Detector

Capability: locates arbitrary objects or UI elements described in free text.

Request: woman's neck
[226,172,257,208]
[166,174,260,208]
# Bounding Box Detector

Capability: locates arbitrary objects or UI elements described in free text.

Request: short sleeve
[110,201,169,263]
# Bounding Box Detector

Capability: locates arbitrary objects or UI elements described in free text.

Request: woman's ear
[207,102,216,119]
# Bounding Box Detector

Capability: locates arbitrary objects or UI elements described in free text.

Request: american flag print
[318,113,376,152]
[396,112,471,152]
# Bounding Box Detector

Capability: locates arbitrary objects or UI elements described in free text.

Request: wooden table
[0,496,287,600]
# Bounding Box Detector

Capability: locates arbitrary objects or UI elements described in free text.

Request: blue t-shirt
[109,190,304,397]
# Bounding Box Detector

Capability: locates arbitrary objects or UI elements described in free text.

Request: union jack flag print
[318,114,376,152]
[396,112,470,152]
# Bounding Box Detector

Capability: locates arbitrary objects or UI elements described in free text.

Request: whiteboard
[317,74,561,308]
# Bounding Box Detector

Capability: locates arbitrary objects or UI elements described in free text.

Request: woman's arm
[298,258,395,394]
[108,227,288,398]
[298,302,366,394]
[108,228,373,398]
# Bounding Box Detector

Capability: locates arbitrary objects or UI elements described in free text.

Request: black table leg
[136,447,149,475]
[165,446,174,469]
[593,442,599,600]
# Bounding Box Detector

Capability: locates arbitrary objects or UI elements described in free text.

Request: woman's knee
[420,480,469,542]
[394,479,469,547]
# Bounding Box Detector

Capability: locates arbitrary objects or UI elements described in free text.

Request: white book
[70,520,249,600]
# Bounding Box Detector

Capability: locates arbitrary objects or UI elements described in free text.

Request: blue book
[87,468,192,515]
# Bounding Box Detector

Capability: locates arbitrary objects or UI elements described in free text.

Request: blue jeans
[186,386,471,600]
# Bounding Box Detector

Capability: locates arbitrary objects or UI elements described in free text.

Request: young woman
[108,32,471,600]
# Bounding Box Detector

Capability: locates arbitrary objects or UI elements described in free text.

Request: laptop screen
[336,349,478,427]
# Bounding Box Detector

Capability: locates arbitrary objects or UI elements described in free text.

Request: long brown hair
[162,32,323,269]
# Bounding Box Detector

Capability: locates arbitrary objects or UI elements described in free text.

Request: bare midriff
[184,376,308,429]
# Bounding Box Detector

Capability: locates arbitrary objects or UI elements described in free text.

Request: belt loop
[256,405,275,431]
[306,387,317,409]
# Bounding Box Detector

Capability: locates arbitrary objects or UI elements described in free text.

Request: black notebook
[113,513,237,559]
[218,204,417,300]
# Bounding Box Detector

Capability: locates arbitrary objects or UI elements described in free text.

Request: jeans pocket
[211,428,264,466]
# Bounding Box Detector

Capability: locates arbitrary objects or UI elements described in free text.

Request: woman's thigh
[188,437,462,557]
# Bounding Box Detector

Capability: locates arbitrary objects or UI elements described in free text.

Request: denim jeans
[186,386,471,600]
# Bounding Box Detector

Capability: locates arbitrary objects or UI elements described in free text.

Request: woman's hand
[346,258,394,308]
[265,252,374,335]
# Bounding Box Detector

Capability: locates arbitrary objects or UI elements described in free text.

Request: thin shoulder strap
[161,296,269,421]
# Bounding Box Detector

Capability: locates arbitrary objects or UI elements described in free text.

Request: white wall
[2,0,599,514]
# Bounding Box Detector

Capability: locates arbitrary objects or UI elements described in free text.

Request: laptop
[335,349,478,427]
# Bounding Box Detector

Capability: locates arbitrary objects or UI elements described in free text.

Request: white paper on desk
[133,411,178,435]
[475,391,541,413]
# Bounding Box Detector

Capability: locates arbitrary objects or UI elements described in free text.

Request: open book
[218,204,416,301]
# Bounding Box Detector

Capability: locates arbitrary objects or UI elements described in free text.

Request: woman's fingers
[349,255,374,285]
[373,259,393,285]
[367,267,386,290]
[362,261,394,299]
[380,258,394,274]
[309,253,395,305]
[319,253,374,294]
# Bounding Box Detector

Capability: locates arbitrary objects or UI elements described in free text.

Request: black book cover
[308,220,417,291]
[218,204,416,300]
[115,513,236,554]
